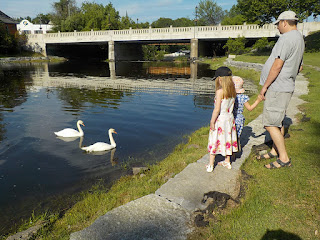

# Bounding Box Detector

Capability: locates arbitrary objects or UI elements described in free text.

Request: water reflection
[47,60,210,80]
[57,135,83,143]
[190,62,198,80]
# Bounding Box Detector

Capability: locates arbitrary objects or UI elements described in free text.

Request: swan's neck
[77,122,84,134]
[109,131,116,147]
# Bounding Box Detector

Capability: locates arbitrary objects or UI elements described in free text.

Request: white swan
[54,120,85,137]
[81,128,117,152]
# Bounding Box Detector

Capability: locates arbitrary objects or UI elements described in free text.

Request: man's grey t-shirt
[260,30,305,92]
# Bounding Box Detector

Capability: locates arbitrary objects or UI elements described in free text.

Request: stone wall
[226,58,264,71]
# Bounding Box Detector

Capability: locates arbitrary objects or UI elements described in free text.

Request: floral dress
[233,94,249,137]
[208,97,238,156]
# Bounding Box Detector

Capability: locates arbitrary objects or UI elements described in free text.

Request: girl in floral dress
[206,67,238,172]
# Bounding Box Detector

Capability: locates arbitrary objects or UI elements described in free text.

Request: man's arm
[259,58,284,100]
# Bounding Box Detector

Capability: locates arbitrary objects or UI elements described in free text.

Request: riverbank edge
[0,56,67,64]
[2,60,264,240]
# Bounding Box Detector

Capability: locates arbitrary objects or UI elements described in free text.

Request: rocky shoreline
[0,56,67,63]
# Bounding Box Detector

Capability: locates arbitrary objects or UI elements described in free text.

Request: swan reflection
[81,148,117,166]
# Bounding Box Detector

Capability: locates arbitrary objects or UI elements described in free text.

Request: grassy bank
[192,54,320,239]
[6,54,318,239]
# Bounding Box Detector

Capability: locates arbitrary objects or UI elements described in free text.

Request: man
[258,10,304,169]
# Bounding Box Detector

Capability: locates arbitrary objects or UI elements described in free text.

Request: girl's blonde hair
[215,76,236,99]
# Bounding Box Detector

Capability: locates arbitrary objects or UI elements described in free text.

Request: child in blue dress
[232,76,262,146]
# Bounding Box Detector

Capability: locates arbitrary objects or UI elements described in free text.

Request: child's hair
[215,76,237,99]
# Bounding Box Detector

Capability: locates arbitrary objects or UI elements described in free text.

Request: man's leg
[264,126,290,168]
[258,126,284,159]
[260,90,292,166]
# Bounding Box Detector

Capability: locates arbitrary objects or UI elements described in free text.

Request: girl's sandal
[206,164,213,172]
[218,161,232,169]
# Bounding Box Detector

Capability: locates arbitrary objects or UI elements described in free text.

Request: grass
[303,52,320,68]
[190,54,320,239]
[234,52,320,68]
[233,54,269,64]
[5,53,319,239]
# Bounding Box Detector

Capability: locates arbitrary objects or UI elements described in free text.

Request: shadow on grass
[261,229,302,240]
[299,120,320,168]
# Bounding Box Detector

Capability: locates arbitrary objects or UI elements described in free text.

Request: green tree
[60,12,84,32]
[51,0,79,31]
[137,22,150,29]
[142,45,166,60]
[252,37,275,53]
[223,36,247,55]
[33,13,51,24]
[237,0,320,24]
[221,5,247,25]
[197,0,225,25]
[304,30,320,52]
[151,18,174,28]
[142,45,158,60]
[0,24,23,54]
[102,3,121,30]
[160,45,169,53]
[50,1,121,32]
[120,12,135,29]
[80,2,107,30]
[14,16,32,23]
[173,17,194,27]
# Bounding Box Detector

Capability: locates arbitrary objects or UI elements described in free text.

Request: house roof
[0,10,18,24]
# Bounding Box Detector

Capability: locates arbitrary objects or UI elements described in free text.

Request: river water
[0,60,255,232]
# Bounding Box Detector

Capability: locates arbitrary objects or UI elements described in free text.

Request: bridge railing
[26,22,319,43]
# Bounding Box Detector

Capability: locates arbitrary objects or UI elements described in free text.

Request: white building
[17,19,53,34]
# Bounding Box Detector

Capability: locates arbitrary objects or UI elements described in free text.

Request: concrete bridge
[26,22,320,60]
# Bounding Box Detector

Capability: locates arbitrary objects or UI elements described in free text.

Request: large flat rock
[70,194,192,240]
[155,161,240,211]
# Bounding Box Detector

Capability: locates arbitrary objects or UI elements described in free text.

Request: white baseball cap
[273,11,299,24]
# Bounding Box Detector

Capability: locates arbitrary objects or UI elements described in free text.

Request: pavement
[70,68,308,240]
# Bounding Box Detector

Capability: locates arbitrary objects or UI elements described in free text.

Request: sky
[0,0,237,23]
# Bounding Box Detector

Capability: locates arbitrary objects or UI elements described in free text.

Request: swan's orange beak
[114,131,117,134]
[82,123,85,126]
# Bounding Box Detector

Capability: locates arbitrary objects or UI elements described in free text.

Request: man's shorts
[262,90,293,127]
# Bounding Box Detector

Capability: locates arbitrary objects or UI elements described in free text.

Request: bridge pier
[108,41,115,61]
[109,61,116,79]
[25,34,47,57]
[190,39,198,60]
